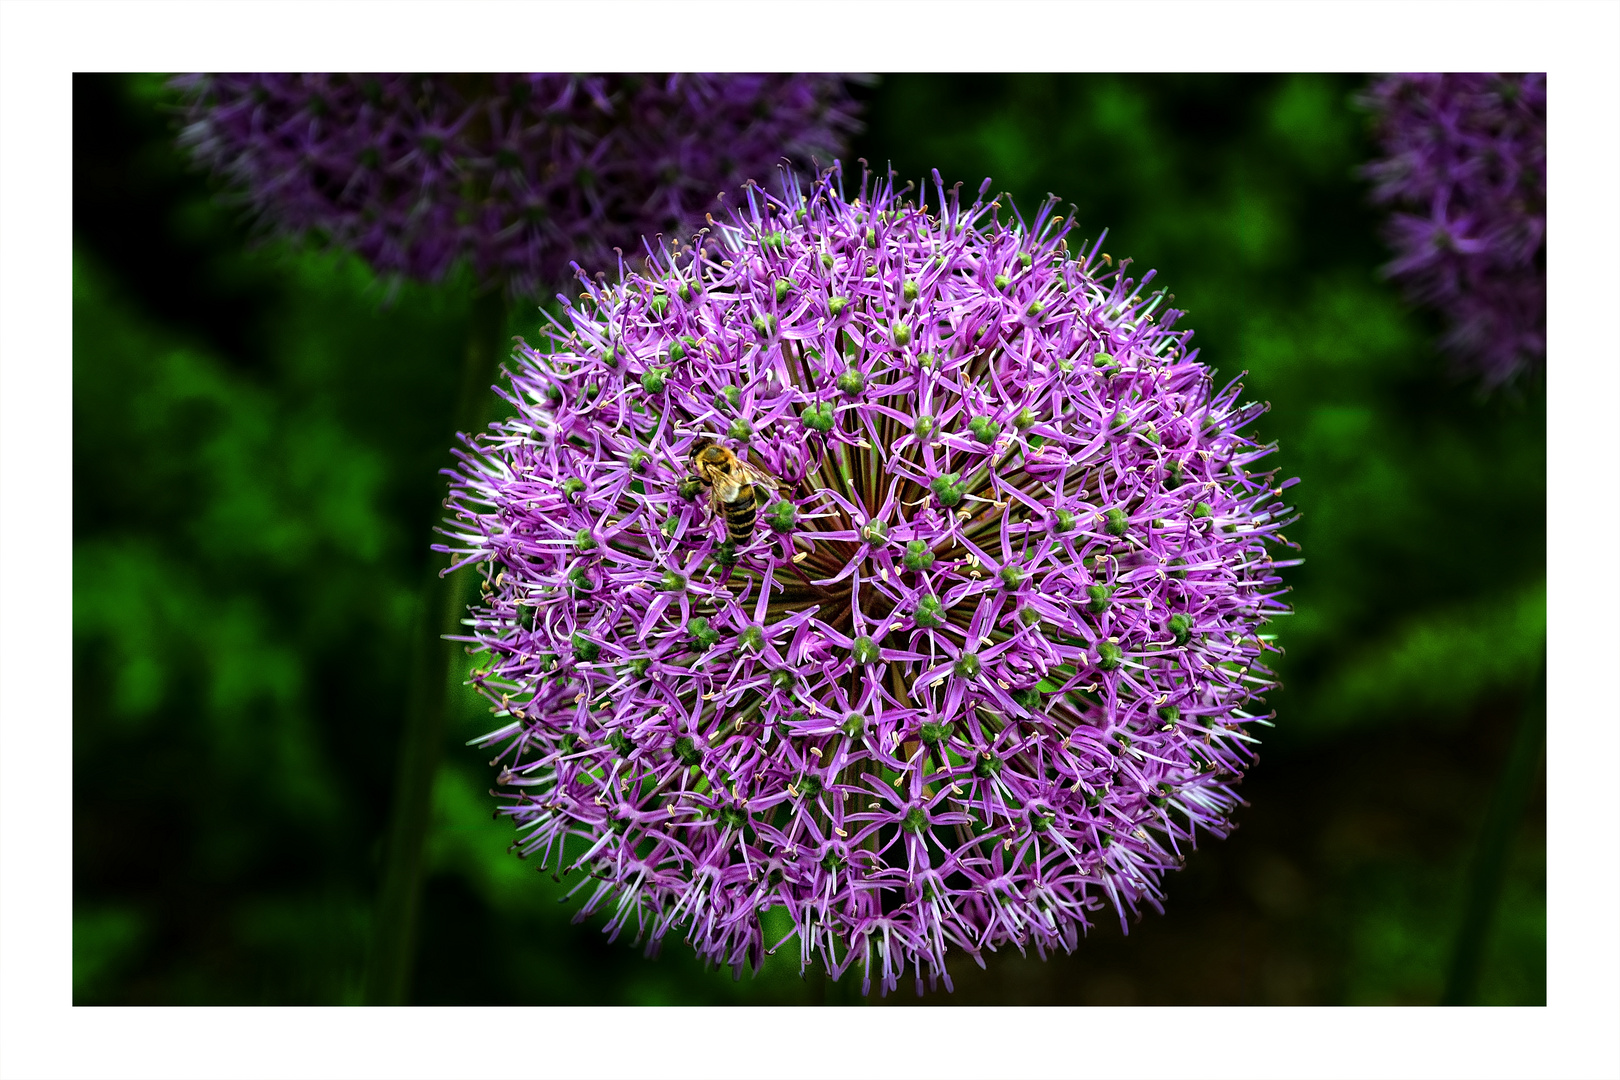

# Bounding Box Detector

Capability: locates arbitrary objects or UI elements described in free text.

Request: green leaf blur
[73,73,1543,1004]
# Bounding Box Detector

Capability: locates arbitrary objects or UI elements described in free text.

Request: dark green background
[73,73,1545,1005]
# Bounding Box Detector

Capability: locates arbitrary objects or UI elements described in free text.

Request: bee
[687,437,777,543]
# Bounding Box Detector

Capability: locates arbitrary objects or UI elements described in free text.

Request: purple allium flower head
[1361,73,1546,389]
[439,164,1297,995]
[173,74,861,298]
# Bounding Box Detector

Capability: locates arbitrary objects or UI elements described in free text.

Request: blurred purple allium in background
[439,164,1297,994]
[173,73,861,298]
[1361,73,1546,389]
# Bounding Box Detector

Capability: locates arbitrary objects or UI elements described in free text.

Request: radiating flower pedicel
[440,165,1298,995]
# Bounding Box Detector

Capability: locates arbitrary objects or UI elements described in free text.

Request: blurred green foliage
[73,73,1543,1005]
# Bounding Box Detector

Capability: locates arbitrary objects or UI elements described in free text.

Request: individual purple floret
[173,74,861,298]
[438,163,1298,995]
[1361,73,1546,389]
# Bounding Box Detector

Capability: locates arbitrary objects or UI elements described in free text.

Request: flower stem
[1440,647,1545,1005]
[364,286,509,1005]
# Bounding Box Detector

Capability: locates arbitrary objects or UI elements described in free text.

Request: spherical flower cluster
[439,165,1297,995]
[173,73,861,298]
[1361,73,1546,389]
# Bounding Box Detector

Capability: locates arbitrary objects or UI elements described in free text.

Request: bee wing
[737,460,779,500]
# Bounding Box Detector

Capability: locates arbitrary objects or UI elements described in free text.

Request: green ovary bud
[767,500,796,532]
[1168,613,1194,646]
[860,519,888,544]
[904,540,936,571]
[728,418,753,440]
[891,321,912,347]
[1012,687,1041,711]
[903,279,918,301]
[677,477,705,501]
[919,721,952,747]
[713,541,739,567]
[968,416,1002,444]
[1054,509,1077,533]
[688,617,721,650]
[836,367,866,395]
[562,478,586,501]
[775,278,791,303]
[842,712,866,739]
[1093,351,1114,368]
[828,296,848,317]
[571,634,600,662]
[649,295,669,317]
[1019,252,1033,269]
[607,731,633,757]
[993,274,1010,291]
[821,252,835,270]
[567,567,593,593]
[912,595,946,628]
[864,226,877,248]
[974,754,1003,779]
[752,314,772,336]
[929,474,964,507]
[640,368,668,393]
[762,231,786,253]
[954,653,981,678]
[677,281,692,302]
[738,625,765,652]
[999,565,1024,589]
[851,636,881,665]
[1096,640,1124,671]
[717,385,741,409]
[1014,406,1038,430]
[913,414,935,439]
[574,528,596,551]
[771,669,796,690]
[1158,705,1181,724]
[1086,584,1113,613]
[1104,508,1129,536]
[801,402,835,432]
[660,570,687,592]
[901,806,929,834]
[628,657,652,677]
[1193,501,1213,519]
[673,736,701,767]
[628,449,650,472]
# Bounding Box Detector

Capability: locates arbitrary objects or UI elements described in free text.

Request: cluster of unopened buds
[440,163,1297,995]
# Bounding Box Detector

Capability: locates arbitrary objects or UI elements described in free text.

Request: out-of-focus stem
[364,287,509,1005]
[1440,649,1545,1005]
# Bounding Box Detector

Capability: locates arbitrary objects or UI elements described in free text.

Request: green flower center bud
[891,321,912,347]
[1140,424,1160,445]
[1097,640,1124,671]
[1025,299,1045,317]
[912,595,946,628]
[904,540,936,572]
[752,314,772,336]
[974,754,1003,779]
[999,565,1024,589]
[1093,351,1114,368]
[1169,557,1189,580]
[1157,705,1181,724]
[717,385,741,409]
[677,281,692,302]
[640,368,668,393]
[821,850,845,872]
[864,226,877,248]
[767,500,796,531]
[713,541,739,567]
[836,366,866,395]
[1167,458,1184,488]
[628,657,652,677]
[912,414,935,439]
[1168,613,1195,646]
[562,478,585,501]
[851,636,881,665]
[1058,357,1075,374]
[903,279,918,301]
[574,528,596,551]
[1193,501,1213,519]
[762,231,786,253]
[568,567,593,592]
[919,721,952,746]
[607,731,633,757]
[954,652,982,678]
[728,418,753,440]
[775,278,791,303]
[572,633,600,662]
[678,477,705,501]
[828,296,848,317]
[821,252,835,270]
[1013,406,1039,430]
[801,401,835,432]
[901,806,929,834]
[738,624,766,652]
[1031,813,1053,833]
[1018,607,1043,627]
[797,773,823,798]
[929,473,964,507]
[649,295,669,318]
[660,570,687,592]
[603,347,619,369]
[660,515,680,540]
[1104,508,1129,536]
[993,273,1010,291]
[968,416,1002,444]
[1053,509,1077,533]
[1012,687,1042,711]
[717,804,749,829]
[628,449,650,472]
[771,669,796,690]
[918,352,935,369]
[545,382,564,404]
[1086,584,1113,613]
[666,340,686,364]
[860,519,888,544]
[673,736,702,767]
[842,712,866,739]
[688,617,721,650]
[1019,251,1033,269]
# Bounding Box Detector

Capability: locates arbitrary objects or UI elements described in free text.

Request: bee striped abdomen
[721,488,757,542]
